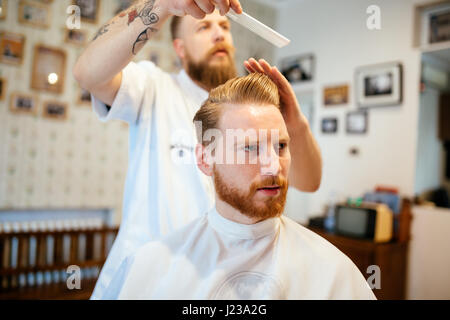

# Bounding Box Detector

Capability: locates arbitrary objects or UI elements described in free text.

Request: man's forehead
[219,104,288,136]
[182,11,230,28]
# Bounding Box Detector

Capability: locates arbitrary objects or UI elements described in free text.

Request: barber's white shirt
[90,61,215,299]
[111,207,376,300]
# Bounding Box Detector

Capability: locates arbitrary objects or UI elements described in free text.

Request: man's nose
[259,146,281,176]
[212,24,225,43]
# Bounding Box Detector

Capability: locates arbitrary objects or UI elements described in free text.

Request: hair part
[193,73,280,145]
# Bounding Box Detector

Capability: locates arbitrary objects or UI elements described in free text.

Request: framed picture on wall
[356,62,402,108]
[77,87,91,105]
[321,117,338,134]
[420,2,450,46]
[18,1,50,28]
[346,110,368,134]
[0,31,25,65]
[31,45,67,94]
[280,54,314,84]
[42,100,69,120]
[9,92,38,115]
[73,0,100,24]
[0,0,7,20]
[64,28,88,46]
[323,84,349,106]
[0,77,6,100]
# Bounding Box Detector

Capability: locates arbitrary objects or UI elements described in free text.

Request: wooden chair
[0,227,118,300]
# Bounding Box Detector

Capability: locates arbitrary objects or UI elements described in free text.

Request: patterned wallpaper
[0,0,276,225]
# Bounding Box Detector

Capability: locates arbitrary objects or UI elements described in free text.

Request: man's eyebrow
[232,136,290,147]
[196,19,229,26]
[195,20,210,27]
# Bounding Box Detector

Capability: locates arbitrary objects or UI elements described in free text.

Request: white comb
[225,9,290,48]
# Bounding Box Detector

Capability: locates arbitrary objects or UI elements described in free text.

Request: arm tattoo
[139,0,159,25]
[128,0,159,26]
[93,23,110,41]
[132,27,158,55]
[130,0,160,55]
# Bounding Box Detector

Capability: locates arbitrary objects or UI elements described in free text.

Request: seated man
[108,71,376,300]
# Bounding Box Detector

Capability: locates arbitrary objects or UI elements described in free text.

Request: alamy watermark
[366,5,381,30]
[367,265,381,289]
[66,265,81,290]
[65,263,381,291]
[66,5,81,30]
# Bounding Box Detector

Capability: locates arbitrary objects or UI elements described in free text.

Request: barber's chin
[208,58,229,66]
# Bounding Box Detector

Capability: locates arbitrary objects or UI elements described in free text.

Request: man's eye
[198,25,208,31]
[244,145,257,152]
[278,143,287,150]
[222,25,230,30]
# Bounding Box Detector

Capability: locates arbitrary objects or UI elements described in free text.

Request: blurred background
[0,0,449,300]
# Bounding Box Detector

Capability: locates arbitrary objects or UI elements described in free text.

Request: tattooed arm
[73,0,242,106]
[73,0,170,106]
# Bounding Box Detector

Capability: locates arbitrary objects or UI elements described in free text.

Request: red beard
[213,167,288,221]
[185,43,238,91]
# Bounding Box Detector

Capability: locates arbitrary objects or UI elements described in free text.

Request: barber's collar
[208,207,280,240]
[176,69,209,105]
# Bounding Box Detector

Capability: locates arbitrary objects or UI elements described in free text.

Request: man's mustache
[249,176,288,195]
[206,43,235,59]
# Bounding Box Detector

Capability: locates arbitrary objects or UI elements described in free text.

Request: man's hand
[244,58,322,192]
[162,0,243,18]
[244,58,308,132]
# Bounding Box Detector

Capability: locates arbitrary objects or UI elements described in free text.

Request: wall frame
[346,110,368,134]
[0,31,25,65]
[18,0,50,28]
[9,92,38,115]
[356,62,403,108]
[73,0,101,24]
[64,28,88,46]
[280,53,315,84]
[31,44,67,94]
[323,84,349,106]
[0,77,6,101]
[42,100,69,120]
[0,0,7,20]
[321,117,338,134]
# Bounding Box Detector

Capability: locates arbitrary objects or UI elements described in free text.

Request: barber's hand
[244,58,307,129]
[164,0,243,19]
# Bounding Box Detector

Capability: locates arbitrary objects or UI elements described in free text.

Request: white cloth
[112,208,377,300]
[90,61,215,299]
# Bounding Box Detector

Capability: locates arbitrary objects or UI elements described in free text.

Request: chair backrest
[0,209,119,299]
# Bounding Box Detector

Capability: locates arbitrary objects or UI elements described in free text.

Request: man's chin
[208,56,232,66]
[243,200,285,220]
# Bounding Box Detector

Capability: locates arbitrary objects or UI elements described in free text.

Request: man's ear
[195,143,213,177]
[173,38,186,60]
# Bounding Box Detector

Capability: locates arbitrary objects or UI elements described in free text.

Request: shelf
[419,41,450,53]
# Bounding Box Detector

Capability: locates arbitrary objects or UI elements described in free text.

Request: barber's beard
[213,167,288,221]
[186,44,238,91]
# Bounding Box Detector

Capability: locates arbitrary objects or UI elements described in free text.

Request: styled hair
[170,16,182,40]
[193,73,280,145]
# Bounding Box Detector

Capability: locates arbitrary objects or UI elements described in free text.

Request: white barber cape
[90,61,215,299]
[109,208,376,300]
